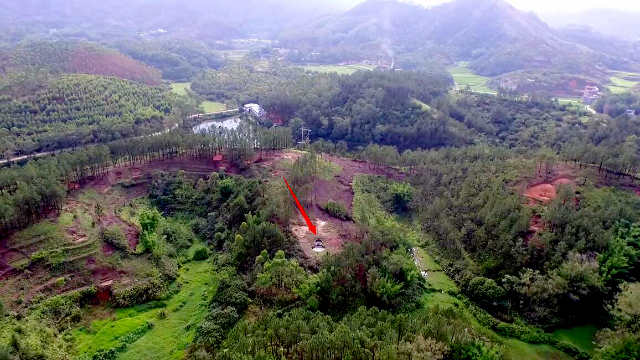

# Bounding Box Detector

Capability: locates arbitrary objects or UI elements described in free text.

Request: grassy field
[302,64,375,75]
[74,258,216,359]
[606,71,640,94]
[169,83,226,113]
[553,325,598,355]
[448,64,494,93]
[202,101,226,113]
[170,82,191,96]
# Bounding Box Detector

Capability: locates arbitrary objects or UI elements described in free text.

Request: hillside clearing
[170,82,190,96]
[448,64,493,93]
[606,71,640,94]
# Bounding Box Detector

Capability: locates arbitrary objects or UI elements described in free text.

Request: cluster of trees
[192,60,466,150]
[593,92,640,118]
[216,306,503,360]
[111,39,225,82]
[2,41,162,85]
[0,74,176,157]
[351,145,640,328]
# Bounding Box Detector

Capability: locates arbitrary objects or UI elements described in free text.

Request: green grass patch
[7,221,66,249]
[503,338,573,360]
[606,71,640,94]
[316,158,342,180]
[118,198,154,228]
[202,101,226,113]
[58,212,75,227]
[170,82,191,96]
[448,64,493,93]
[411,98,432,112]
[78,189,100,204]
[74,259,215,359]
[552,324,598,355]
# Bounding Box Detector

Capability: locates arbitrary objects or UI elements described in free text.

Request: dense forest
[109,39,226,82]
[0,74,178,158]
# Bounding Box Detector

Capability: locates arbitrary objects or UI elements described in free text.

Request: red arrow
[283,176,317,235]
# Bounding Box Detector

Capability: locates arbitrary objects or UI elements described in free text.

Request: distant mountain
[540,9,640,41]
[278,0,639,77]
[0,0,343,43]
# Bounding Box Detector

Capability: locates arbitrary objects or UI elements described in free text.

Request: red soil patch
[69,49,161,85]
[92,268,126,287]
[524,184,557,204]
[283,152,406,256]
[523,177,575,205]
[2,249,27,267]
[101,243,115,256]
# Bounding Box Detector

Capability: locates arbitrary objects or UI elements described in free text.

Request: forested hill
[0,41,162,85]
[0,75,177,158]
[277,0,640,76]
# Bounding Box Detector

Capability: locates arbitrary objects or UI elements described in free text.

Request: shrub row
[110,279,166,308]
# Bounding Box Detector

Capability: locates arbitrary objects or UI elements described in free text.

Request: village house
[243,103,266,118]
[582,85,599,105]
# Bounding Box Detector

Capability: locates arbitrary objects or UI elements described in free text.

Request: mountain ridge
[278,0,639,77]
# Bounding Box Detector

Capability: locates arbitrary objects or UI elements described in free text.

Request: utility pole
[299,126,311,144]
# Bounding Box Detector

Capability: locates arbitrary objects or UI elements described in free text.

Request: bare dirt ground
[522,162,640,242]
[277,152,406,257]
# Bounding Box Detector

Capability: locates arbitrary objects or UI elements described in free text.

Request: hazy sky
[403,0,640,13]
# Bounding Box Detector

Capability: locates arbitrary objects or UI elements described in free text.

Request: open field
[202,101,226,113]
[170,82,226,113]
[302,64,375,75]
[448,64,493,93]
[170,82,190,96]
[606,71,640,94]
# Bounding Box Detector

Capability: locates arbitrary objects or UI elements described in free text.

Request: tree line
[0,126,291,234]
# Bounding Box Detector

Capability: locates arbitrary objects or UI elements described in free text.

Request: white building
[243,103,265,118]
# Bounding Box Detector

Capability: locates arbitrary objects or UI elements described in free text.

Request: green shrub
[553,340,590,360]
[101,226,129,251]
[157,308,168,319]
[389,182,414,213]
[320,200,352,221]
[111,279,166,308]
[193,247,211,261]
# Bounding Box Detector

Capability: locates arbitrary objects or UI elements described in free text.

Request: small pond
[192,117,241,133]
